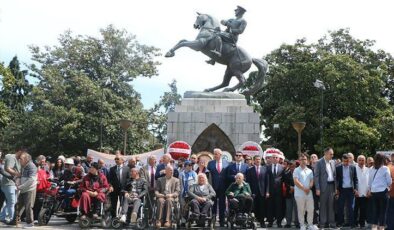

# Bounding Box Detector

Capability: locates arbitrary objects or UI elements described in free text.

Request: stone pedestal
[167,91,261,155]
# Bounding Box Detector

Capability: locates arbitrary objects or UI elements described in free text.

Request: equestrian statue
[165,6,268,96]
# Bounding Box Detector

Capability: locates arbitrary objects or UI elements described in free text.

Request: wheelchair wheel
[38,208,52,226]
[78,217,91,229]
[137,218,147,229]
[111,217,123,229]
[172,223,177,230]
[227,220,233,230]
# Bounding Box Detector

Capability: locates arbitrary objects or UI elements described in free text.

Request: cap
[64,158,74,165]
[236,5,246,13]
[184,160,192,166]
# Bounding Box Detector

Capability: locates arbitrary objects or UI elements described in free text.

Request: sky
[1,0,394,109]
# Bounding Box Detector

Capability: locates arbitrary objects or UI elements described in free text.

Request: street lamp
[313,79,326,148]
[99,77,111,152]
[120,119,132,155]
[292,121,306,154]
[273,124,279,147]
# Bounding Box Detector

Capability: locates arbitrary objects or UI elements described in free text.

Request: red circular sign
[167,141,191,160]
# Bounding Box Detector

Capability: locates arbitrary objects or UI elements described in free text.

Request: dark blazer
[226,162,249,184]
[336,164,358,191]
[155,163,179,180]
[108,165,130,192]
[314,158,337,192]
[267,163,284,194]
[207,159,229,193]
[246,165,269,197]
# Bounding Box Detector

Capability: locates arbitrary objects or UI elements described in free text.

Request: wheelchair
[184,197,215,230]
[111,194,148,229]
[226,196,257,230]
[151,196,181,229]
[77,192,112,229]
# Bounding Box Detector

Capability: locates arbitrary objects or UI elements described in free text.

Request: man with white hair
[226,173,253,217]
[155,153,179,179]
[155,165,180,228]
[354,154,369,228]
[207,148,229,227]
[16,152,38,229]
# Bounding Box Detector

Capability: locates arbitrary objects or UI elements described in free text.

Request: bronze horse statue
[165,13,268,96]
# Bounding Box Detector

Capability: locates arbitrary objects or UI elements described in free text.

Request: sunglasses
[235,155,242,157]
[114,158,120,160]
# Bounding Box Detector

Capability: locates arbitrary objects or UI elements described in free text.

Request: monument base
[167,91,261,156]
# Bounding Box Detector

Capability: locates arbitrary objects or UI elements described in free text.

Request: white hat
[58,155,66,162]
[64,158,74,165]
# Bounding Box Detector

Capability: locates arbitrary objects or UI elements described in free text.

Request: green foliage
[149,79,181,144]
[1,25,161,156]
[256,29,393,159]
[324,117,380,156]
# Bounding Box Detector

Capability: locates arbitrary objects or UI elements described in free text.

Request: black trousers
[253,193,266,223]
[371,190,389,226]
[267,192,283,225]
[354,197,367,226]
[229,196,253,213]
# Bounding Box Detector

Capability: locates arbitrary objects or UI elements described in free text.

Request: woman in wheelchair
[119,167,148,223]
[226,173,253,218]
[188,173,216,220]
[79,162,109,220]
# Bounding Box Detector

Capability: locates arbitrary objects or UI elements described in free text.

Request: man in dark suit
[266,153,285,228]
[108,154,129,217]
[139,155,157,219]
[207,148,229,227]
[246,155,269,228]
[226,151,249,184]
[314,147,337,228]
[336,153,358,228]
[155,154,179,179]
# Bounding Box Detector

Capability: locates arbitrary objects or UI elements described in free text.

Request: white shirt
[369,166,392,193]
[325,160,334,182]
[356,164,369,196]
[293,166,313,198]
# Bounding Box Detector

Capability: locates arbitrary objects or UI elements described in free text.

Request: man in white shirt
[354,155,369,228]
[294,153,318,230]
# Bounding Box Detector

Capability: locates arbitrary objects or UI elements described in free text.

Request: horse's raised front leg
[204,68,232,92]
[223,71,246,92]
[165,39,204,58]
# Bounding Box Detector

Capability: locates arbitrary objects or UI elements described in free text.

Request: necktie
[150,167,155,188]
[237,164,240,172]
[217,161,221,173]
[274,164,277,176]
[256,166,260,179]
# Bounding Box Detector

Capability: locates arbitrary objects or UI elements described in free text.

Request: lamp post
[273,124,279,147]
[313,79,326,148]
[292,121,306,154]
[99,77,111,152]
[120,119,132,155]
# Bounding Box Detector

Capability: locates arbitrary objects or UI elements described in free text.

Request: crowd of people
[0,147,392,229]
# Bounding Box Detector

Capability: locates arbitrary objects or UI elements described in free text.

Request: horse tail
[243,58,268,96]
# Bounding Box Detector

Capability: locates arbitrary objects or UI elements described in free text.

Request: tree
[149,79,181,144]
[1,25,161,156]
[0,57,32,111]
[255,29,393,159]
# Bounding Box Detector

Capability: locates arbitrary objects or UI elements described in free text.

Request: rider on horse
[207,6,247,65]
